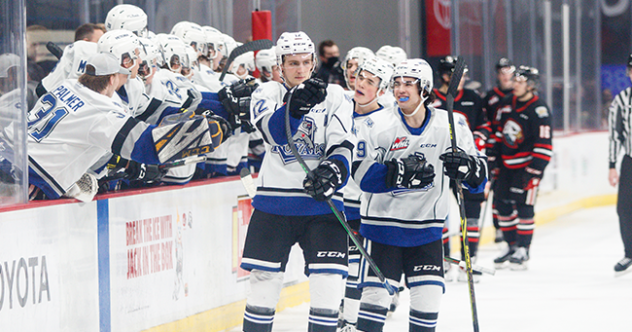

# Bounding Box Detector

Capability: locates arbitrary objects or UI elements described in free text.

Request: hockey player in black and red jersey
[483,58,515,244]
[240,31,355,332]
[488,65,553,270]
[431,55,490,281]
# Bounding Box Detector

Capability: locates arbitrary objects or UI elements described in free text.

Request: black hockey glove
[385,155,435,189]
[218,78,259,121]
[125,160,166,183]
[283,78,328,119]
[439,149,476,181]
[303,160,346,201]
[522,167,543,191]
[199,109,232,143]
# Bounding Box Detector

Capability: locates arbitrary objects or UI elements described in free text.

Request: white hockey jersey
[41,41,97,92]
[27,79,158,199]
[353,106,486,247]
[343,103,398,221]
[250,81,355,216]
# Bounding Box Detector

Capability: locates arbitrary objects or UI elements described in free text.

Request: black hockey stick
[284,89,396,295]
[219,39,274,81]
[446,56,480,332]
[46,42,63,60]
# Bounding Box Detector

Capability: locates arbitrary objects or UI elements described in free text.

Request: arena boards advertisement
[106,180,306,332]
[0,203,100,332]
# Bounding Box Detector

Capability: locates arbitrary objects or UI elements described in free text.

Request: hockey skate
[614,257,632,277]
[493,245,516,269]
[338,324,357,332]
[509,247,529,270]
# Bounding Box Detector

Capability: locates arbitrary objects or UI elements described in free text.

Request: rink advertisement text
[0,256,51,311]
[126,215,174,279]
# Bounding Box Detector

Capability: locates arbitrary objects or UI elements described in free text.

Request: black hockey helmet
[514,65,539,89]
[496,57,514,71]
[438,55,468,80]
[627,53,632,69]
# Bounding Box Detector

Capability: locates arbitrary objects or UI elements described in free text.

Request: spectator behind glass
[315,39,345,86]
[74,23,106,43]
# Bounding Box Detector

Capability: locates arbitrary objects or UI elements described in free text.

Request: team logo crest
[272,117,325,164]
[535,106,549,118]
[489,95,499,105]
[502,119,524,148]
[365,117,374,128]
[390,136,410,151]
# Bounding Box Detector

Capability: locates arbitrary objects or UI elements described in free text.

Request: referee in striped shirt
[608,53,632,276]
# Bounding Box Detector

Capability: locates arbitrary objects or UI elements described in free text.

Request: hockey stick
[219,39,274,81]
[443,256,495,276]
[284,89,396,296]
[446,56,480,332]
[239,168,257,199]
[46,42,63,60]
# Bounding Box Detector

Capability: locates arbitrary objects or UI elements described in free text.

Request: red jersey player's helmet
[438,55,468,81]
[514,65,540,90]
[496,57,515,73]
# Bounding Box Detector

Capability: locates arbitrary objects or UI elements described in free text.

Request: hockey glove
[523,167,543,191]
[385,155,435,189]
[440,149,478,182]
[218,78,259,121]
[303,160,346,201]
[125,160,166,183]
[200,110,232,143]
[283,77,328,119]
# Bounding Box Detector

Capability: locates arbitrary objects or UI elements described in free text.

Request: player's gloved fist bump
[218,78,258,120]
[303,160,345,201]
[385,155,435,189]
[283,78,328,119]
[439,149,477,181]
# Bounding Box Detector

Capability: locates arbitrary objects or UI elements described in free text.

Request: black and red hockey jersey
[489,94,553,174]
[483,87,513,126]
[432,88,490,151]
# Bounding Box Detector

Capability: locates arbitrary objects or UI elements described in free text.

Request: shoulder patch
[535,106,549,118]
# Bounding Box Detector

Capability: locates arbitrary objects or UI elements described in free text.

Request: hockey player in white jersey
[339,56,395,330]
[352,59,487,332]
[105,4,149,38]
[240,31,354,332]
[341,47,374,94]
[26,53,222,200]
[375,45,407,68]
[255,47,282,84]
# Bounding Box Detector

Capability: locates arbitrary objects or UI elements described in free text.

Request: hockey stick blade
[284,88,396,296]
[219,39,274,81]
[46,42,63,60]
[239,168,257,199]
[444,256,496,276]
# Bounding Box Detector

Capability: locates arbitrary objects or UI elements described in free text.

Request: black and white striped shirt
[609,87,632,168]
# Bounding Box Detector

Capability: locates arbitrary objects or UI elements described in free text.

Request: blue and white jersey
[353,106,487,247]
[343,103,398,221]
[250,81,355,216]
[41,41,97,92]
[192,64,225,92]
[27,79,160,199]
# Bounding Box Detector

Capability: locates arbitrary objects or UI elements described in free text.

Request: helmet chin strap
[401,93,428,117]
[357,88,383,108]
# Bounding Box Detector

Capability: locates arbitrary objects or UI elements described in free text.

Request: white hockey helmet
[255,47,277,78]
[391,58,434,97]
[356,56,395,91]
[202,26,224,59]
[342,47,374,71]
[171,21,208,58]
[0,53,20,78]
[231,51,255,79]
[137,37,160,79]
[105,4,148,38]
[376,45,407,67]
[222,34,239,58]
[97,29,141,74]
[275,31,316,67]
[156,33,190,72]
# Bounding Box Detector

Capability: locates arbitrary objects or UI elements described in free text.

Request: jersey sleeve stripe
[111,117,140,156]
